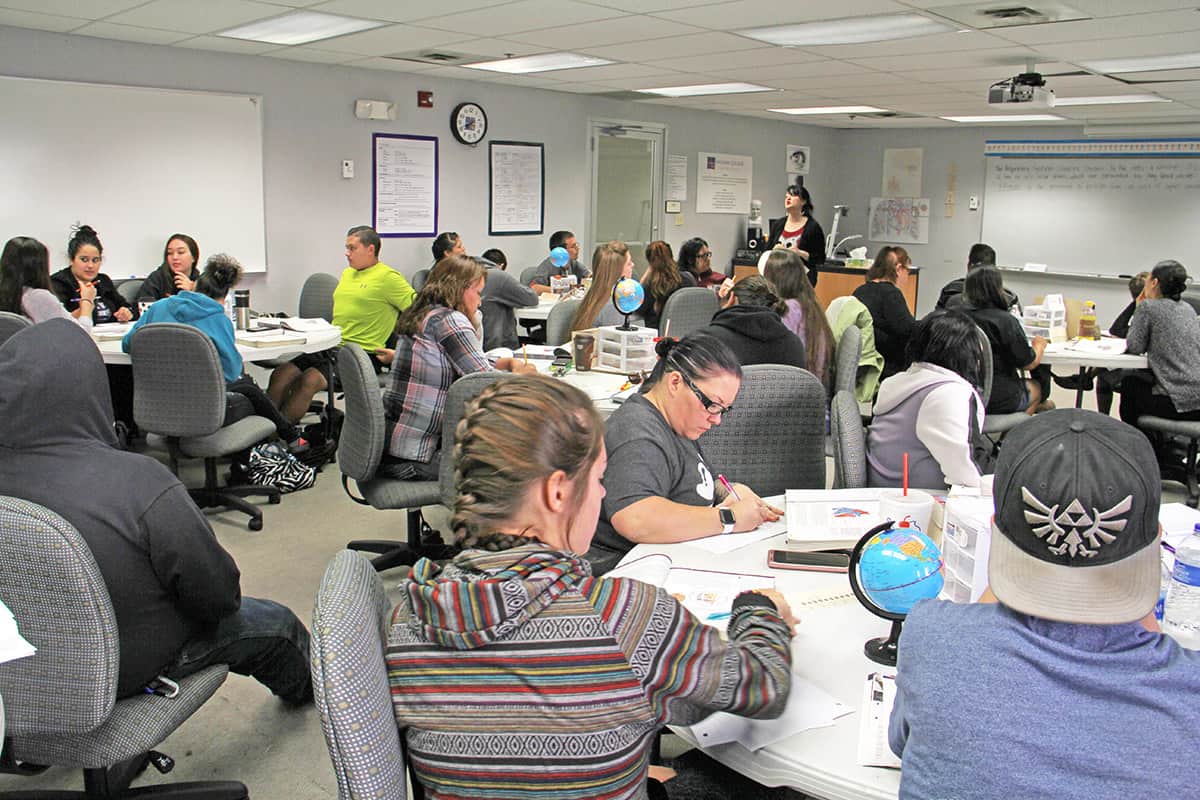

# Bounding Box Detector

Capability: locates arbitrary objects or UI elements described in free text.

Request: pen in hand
[718,474,740,502]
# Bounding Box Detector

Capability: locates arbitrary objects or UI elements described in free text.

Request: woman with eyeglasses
[50,224,135,324]
[586,331,782,575]
[678,237,724,288]
[765,184,825,288]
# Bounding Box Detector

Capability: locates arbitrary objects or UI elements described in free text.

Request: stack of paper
[687,675,852,751]
[235,330,307,348]
[857,672,900,769]
[91,322,133,341]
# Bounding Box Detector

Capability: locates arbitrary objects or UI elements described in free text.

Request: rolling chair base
[191,459,281,531]
[0,751,248,799]
[346,510,459,571]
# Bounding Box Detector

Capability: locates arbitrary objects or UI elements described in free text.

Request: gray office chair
[411,268,430,293]
[519,266,540,288]
[1137,416,1200,507]
[298,272,339,321]
[130,323,280,531]
[658,287,718,339]
[337,343,445,571]
[0,311,31,346]
[312,548,415,800]
[832,324,862,398]
[0,496,245,799]
[831,390,867,489]
[699,365,826,496]
[545,298,582,346]
[977,326,1031,446]
[115,279,144,307]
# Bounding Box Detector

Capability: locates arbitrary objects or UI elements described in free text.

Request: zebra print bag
[246,441,316,493]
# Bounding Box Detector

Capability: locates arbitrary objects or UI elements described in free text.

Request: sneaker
[286,436,310,456]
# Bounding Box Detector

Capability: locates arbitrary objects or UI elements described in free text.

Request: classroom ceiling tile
[587,0,733,11]
[0,8,84,32]
[645,45,827,73]
[314,23,466,55]
[262,45,361,63]
[345,55,440,71]
[175,35,283,54]
[504,14,706,49]
[578,31,767,63]
[652,0,914,30]
[1054,0,1200,17]
[106,0,287,35]
[534,62,687,82]
[988,10,1200,46]
[0,0,143,16]
[433,38,548,59]
[802,29,1016,59]
[728,59,876,81]
[73,21,192,45]
[845,47,1038,72]
[415,0,624,37]
[1051,31,1200,61]
[544,81,619,93]
[308,0,511,23]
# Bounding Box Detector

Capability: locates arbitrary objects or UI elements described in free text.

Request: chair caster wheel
[248,517,263,531]
[268,494,281,505]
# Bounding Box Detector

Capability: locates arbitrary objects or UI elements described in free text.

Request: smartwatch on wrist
[719,507,736,534]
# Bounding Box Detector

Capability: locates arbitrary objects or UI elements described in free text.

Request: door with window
[588,120,665,275]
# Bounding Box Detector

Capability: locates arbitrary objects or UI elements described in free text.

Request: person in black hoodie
[0,319,311,704]
[135,233,201,303]
[698,275,807,369]
[49,224,135,325]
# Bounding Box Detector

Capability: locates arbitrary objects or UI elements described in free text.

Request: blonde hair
[570,241,629,334]
[452,375,604,550]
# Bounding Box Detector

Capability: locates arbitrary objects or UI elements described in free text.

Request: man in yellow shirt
[268,226,415,422]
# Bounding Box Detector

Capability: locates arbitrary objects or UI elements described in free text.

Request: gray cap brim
[987,520,1162,625]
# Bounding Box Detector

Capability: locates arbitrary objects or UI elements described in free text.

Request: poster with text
[489,141,544,235]
[373,134,438,237]
[666,154,688,202]
[869,197,930,244]
[697,152,752,214]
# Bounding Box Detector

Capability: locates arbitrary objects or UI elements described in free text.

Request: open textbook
[607,553,774,630]
[784,489,884,552]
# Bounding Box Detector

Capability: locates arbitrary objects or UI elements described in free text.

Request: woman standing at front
[586,332,782,575]
[50,225,134,324]
[765,184,825,288]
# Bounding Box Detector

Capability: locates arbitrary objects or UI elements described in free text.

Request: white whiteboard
[0,76,266,275]
[980,156,1200,276]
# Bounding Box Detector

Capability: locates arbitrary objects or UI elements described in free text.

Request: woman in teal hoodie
[122,254,306,451]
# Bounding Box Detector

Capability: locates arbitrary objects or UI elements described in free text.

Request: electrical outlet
[342,160,354,179]
[675,214,684,226]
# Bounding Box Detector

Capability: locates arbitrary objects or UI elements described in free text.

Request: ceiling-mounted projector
[988,72,1055,108]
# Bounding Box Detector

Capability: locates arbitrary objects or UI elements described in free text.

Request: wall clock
[450,102,487,145]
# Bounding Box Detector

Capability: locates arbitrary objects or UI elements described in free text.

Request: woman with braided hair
[384,374,796,800]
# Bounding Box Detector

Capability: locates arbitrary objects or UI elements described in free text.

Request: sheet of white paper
[857,672,901,769]
[662,567,774,630]
[687,674,851,751]
[687,495,789,555]
[606,553,672,586]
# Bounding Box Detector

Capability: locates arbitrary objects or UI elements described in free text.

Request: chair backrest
[659,287,718,339]
[0,311,32,346]
[545,298,582,346]
[115,278,144,306]
[698,364,826,496]
[312,549,408,800]
[830,390,867,489]
[519,266,540,288]
[833,324,862,397]
[129,323,226,438]
[337,344,386,485]
[975,326,994,406]
[439,372,512,508]
[0,497,117,738]
[299,273,340,321]
[411,269,430,293]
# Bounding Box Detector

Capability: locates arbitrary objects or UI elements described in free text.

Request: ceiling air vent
[384,50,486,66]
[926,2,1089,29]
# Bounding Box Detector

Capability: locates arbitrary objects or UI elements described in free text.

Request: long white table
[619,537,901,800]
[517,295,560,323]
[1040,338,1147,407]
[93,325,342,365]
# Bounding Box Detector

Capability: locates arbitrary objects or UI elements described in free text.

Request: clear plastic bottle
[224,292,236,326]
[1078,301,1098,340]
[1162,524,1200,649]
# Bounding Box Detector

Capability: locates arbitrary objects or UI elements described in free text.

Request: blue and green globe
[612,278,645,316]
[857,527,944,616]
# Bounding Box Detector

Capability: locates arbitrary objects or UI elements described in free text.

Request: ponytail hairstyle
[68,224,103,260]
[729,274,787,316]
[644,330,741,392]
[0,236,51,315]
[786,183,814,216]
[396,255,486,336]
[195,254,242,300]
[1151,259,1189,301]
[452,375,604,551]
[569,240,628,335]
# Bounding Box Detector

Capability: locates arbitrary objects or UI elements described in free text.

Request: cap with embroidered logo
[988,408,1161,624]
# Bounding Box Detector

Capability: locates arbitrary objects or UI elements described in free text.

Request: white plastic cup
[880,489,935,535]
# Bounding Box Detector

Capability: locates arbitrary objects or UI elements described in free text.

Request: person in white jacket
[866,310,985,490]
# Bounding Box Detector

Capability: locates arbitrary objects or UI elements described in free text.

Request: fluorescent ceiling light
[941,114,1064,123]
[740,14,953,46]
[1054,94,1170,107]
[638,82,773,97]
[464,52,614,74]
[218,10,385,45]
[1079,52,1200,74]
[769,105,888,115]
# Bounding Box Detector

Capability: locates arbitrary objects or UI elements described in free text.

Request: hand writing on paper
[751,589,799,631]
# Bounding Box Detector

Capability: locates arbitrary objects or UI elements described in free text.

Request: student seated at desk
[890,409,1200,800]
[1091,270,1148,415]
[122,254,308,453]
[935,242,1020,312]
[386,375,795,800]
[698,275,807,369]
[764,249,833,391]
[867,310,985,490]
[638,240,686,330]
[377,255,535,481]
[586,332,782,575]
[50,224,134,324]
[678,237,723,288]
[0,236,91,329]
[528,230,588,294]
[852,246,916,381]
[568,240,636,335]
[135,233,200,303]
[477,254,537,351]
[960,266,1048,415]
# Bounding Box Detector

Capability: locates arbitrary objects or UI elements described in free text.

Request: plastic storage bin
[595,326,657,374]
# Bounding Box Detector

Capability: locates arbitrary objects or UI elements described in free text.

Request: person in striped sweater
[386,374,796,799]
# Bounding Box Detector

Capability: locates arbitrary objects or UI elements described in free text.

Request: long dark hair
[678,237,709,278]
[643,240,681,315]
[396,255,486,336]
[906,309,985,392]
[644,330,742,391]
[68,224,103,261]
[865,246,899,283]
[0,237,51,315]
[763,249,833,380]
[157,233,200,289]
[1152,259,1188,301]
[963,266,1009,311]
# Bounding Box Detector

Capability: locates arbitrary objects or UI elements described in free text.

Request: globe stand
[848,521,910,668]
[616,311,637,332]
[864,620,902,667]
[611,278,644,333]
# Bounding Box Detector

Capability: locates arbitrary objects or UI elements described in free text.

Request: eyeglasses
[681,372,733,416]
[698,250,713,260]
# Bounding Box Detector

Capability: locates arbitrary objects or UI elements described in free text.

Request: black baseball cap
[988,409,1162,624]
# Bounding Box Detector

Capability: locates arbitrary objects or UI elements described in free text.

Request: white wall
[0,24,838,312]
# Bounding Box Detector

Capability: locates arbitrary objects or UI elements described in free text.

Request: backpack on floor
[246,441,316,493]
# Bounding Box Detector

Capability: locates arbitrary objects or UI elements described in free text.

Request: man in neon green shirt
[268,226,415,422]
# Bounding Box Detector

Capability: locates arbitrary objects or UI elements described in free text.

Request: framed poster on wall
[489,140,544,236]
[373,133,438,237]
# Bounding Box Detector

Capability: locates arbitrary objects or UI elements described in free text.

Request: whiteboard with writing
[0,76,267,274]
[980,157,1200,276]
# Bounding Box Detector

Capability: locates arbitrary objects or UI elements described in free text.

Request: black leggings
[224,375,299,441]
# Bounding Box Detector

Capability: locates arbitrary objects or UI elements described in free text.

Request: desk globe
[848,521,944,666]
[612,278,644,331]
[549,246,570,268]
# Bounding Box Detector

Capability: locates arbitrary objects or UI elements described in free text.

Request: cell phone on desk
[767,549,850,573]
